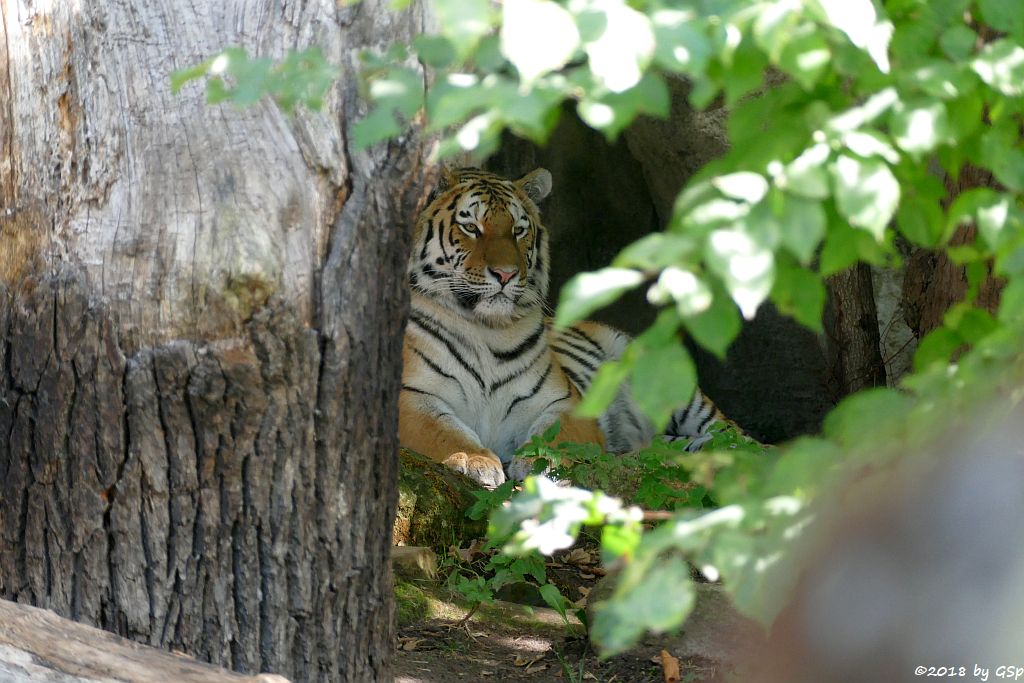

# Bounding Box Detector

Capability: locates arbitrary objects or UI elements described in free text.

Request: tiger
[399,167,727,488]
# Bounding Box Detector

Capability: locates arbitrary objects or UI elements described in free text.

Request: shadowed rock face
[486,93,835,443]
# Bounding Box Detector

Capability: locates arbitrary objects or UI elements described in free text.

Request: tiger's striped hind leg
[662,388,729,451]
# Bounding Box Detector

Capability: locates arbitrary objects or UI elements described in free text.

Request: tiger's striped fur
[399,168,726,487]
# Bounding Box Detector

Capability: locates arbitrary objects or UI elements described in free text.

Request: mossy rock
[394,580,431,627]
[394,448,488,549]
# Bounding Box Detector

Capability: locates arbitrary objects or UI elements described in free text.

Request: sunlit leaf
[829,154,900,241]
[779,143,831,199]
[971,39,1024,97]
[434,0,495,55]
[713,172,769,204]
[583,1,655,93]
[557,268,645,328]
[706,230,775,319]
[814,0,894,73]
[647,267,712,316]
[501,0,579,85]
[891,101,950,156]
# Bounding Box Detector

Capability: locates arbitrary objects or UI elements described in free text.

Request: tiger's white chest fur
[405,295,571,462]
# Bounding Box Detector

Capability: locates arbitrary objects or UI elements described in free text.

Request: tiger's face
[409,168,552,326]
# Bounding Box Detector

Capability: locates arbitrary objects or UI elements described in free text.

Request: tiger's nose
[488,267,518,286]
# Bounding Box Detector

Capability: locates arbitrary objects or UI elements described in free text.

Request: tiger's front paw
[444,451,506,489]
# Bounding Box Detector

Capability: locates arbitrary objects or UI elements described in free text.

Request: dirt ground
[393,610,723,683]
[392,545,729,683]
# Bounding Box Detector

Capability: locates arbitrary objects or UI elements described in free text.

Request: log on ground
[0,599,288,682]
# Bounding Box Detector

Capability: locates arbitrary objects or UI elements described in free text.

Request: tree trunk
[0,2,432,680]
[825,264,887,395]
[902,165,1004,338]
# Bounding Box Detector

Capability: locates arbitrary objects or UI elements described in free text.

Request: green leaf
[577,359,632,417]
[977,0,1024,42]
[542,420,561,444]
[590,558,695,656]
[584,1,655,93]
[753,0,800,62]
[896,191,945,248]
[651,9,712,75]
[815,0,893,73]
[913,327,963,371]
[577,73,670,140]
[777,193,827,264]
[778,27,832,90]
[826,87,899,133]
[434,0,495,55]
[819,219,890,275]
[713,172,769,204]
[539,583,568,621]
[998,279,1024,325]
[830,154,900,241]
[647,267,712,316]
[891,101,950,155]
[780,143,831,199]
[501,0,579,84]
[413,35,456,68]
[842,130,899,164]
[683,290,742,359]
[977,123,1024,192]
[600,519,642,563]
[170,59,212,93]
[771,261,826,332]
[613,233,699,270]
[705,230,775,319]
[945,304,998,344]
[556,268,645,328]
[949,189,1016,250]
[939,25,977,61]
[631,343,697,431]
[972,39,1024,96]
[822,388,914,448]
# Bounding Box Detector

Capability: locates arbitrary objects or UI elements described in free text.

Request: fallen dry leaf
[514,654,545,667]
[659,649,681,683]
[564,548,594,566]
[400,638,424,651]
[526,663,549,674]
[579,572,595,580]
[577,586,590,596]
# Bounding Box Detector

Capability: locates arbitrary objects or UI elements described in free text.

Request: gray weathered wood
[1,1,434,680]
[0,599,289,682]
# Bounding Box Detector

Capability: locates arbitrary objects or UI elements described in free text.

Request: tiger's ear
[515,168,552,205]
[427,166,461,204]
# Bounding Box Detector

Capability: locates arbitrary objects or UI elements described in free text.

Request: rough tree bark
[0,1,431,680]
[903,165,1004,338]
[825,265,887,395]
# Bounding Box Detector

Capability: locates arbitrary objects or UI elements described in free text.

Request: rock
[394,448,488,549]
